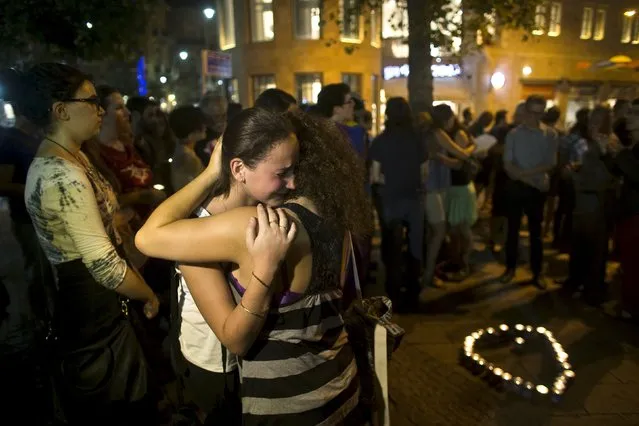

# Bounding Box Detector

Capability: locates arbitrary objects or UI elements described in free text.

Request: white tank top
[177,206,237,373]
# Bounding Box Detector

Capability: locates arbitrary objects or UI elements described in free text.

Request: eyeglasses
[61,97,102,108]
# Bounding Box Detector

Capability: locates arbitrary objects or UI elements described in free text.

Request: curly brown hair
[286,111,373,237]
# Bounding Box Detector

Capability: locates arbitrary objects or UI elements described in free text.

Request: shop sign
[383,63,461,80]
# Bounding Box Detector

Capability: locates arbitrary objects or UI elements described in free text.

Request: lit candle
[513,376,524,393]
[502,372,513,390]
[536,385,549,395]
[512,336,526,353]
[522,381,534,398]
[551,387,563,403]
[563,370,576,381]
[472,357,486,375]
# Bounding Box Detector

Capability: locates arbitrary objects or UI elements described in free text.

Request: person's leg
[381,218,404,305]
[204,370,242,425]
[565,213,589,292]
[525,188,546,281]
[404,199,425,299]
[182,360,241,424]
[553,183,567,247]
[503,182,524,280]
[617,216,639,316]
[423,192,447,287]
[583,211,609,305]
[543,195,557,237]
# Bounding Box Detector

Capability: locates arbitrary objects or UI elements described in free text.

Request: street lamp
[160,76,167,84]
[179,51,189,60]
[203,8,215,19]
[86,22,93,29]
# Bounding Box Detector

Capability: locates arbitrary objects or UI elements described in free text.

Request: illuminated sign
[137,56,147,96]
[383,63,462,80]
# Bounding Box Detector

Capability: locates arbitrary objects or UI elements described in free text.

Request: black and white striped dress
[228,203,362,425]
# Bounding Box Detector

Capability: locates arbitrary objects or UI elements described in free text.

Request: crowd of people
[0,61,638,426]
[371,94,639,323]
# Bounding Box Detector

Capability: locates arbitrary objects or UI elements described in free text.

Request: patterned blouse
[24,153,128,289]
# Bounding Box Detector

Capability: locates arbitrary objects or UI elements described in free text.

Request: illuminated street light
[491,72,506,90]
[179,51,189,60]
[522,66,532,77]
[167,94,176,102]
[624,10,636,17]
[203,8,215,19]
[160,76,167,84]
[86,22,93,29]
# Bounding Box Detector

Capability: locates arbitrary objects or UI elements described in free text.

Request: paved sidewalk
[385,241,639,426]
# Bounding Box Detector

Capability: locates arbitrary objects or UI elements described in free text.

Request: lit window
[593,8,606,40]
[342,73,362,95]
[251,0,274,42]
[341,0,361,42]
[219,0,236,49]
[294,0,321,40]
[295,73,322,104]
[370,8,381,47]
[252,75,276,104]
[533,4,547,35]
[580,7,593,39]
[390,39,408,58]
[633,18,639,44]
[548,2,562,36]
[382,0,408,39]
[622,12,633,43]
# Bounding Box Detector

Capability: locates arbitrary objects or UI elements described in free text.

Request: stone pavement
[382,237,639,426]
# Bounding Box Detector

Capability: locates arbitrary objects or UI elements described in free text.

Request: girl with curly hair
[136,107,371,425]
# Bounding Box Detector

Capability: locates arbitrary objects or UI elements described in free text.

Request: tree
[0,0,159,67]
[347,0,543,113]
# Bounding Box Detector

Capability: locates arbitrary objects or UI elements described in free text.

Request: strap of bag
[348,232,390,425]
[348,232,363,300]
[374,324,391,426]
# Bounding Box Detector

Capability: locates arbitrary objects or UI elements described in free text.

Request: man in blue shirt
[501,95,559,289]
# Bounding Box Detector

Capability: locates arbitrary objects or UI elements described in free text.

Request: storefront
[380,61,470,116]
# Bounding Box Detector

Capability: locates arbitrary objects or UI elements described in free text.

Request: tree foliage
[0,0,159,65]
[349,0,544,55]
[341,0,544,111]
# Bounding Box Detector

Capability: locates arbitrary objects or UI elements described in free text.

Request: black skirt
[51,260,153,424]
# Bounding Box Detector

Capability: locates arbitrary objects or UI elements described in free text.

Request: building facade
[382,0,639,124]
[216,0,382,128]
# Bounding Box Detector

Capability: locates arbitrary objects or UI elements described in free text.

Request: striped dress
[228,203,362,425]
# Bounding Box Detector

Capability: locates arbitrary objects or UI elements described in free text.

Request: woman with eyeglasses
[22,63,160,425]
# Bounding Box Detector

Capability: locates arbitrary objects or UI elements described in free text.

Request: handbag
[343,233,405,426]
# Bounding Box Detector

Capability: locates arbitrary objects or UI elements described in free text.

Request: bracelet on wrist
[252,272,271,289]
[239,300,267,319]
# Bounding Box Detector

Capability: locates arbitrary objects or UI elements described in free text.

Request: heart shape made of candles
[459,324,575,401]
